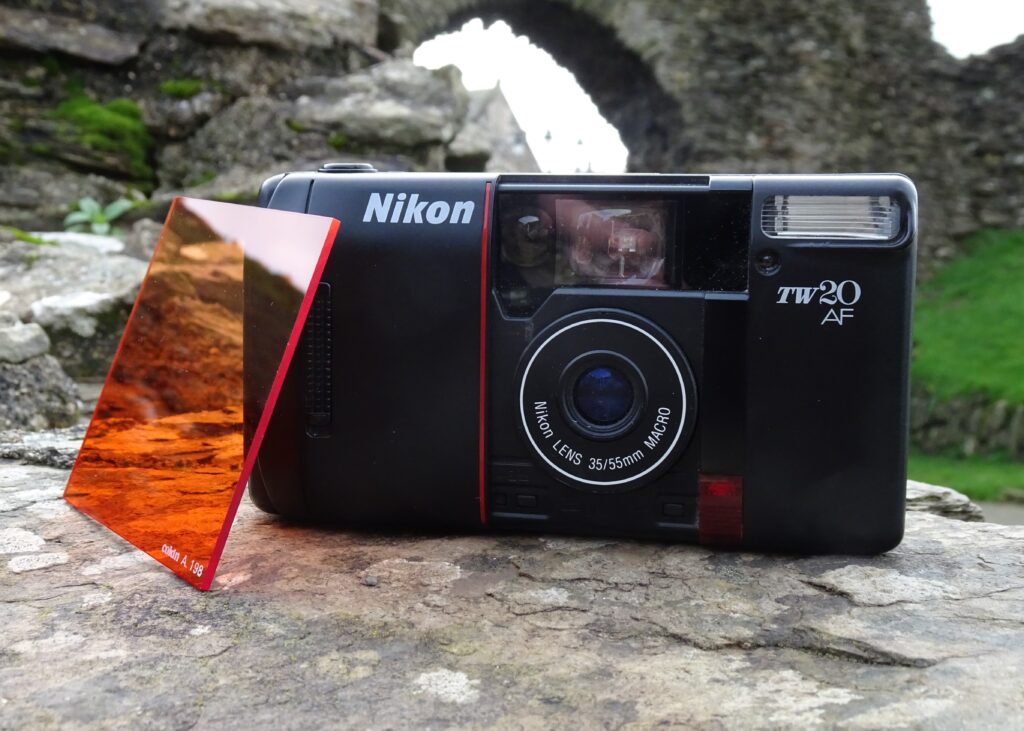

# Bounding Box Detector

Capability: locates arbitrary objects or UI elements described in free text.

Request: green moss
[51,93,154,180]
[285,119,308,133]
[188,170,218,187]
[29,142,51,155]
[908,451,1024,502]
[913,229,1024,403]
[327,132,348,150]
[42,54,62,77]
[159,78,204,99]
[211,190,252,203]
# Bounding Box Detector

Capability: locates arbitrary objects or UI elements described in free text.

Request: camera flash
[761,195,901,240]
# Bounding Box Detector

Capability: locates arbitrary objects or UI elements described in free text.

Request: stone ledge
[1,454,1022,728]
[0,7,143,65]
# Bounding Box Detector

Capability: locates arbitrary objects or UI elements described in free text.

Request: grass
[908,451,1024,502]
[912,229,1024,403]
[51,93,153,179]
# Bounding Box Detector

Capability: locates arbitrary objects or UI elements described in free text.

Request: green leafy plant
[63,197,135,235]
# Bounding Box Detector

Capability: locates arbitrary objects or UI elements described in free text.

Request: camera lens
[573,366,634,426]
[518,312,697,491]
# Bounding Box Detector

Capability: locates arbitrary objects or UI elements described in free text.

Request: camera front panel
[486,181,750,540]
[252,169,916,555]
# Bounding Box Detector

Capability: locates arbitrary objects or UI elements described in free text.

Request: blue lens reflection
[573,366,634,426]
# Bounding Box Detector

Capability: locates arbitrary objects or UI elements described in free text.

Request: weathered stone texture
[954,36,1024,231]
[0,452,1022,729]
[0,237,145,378]
[906,479,985,522]
[449,87,540,172]
[0,5,144,64]
[0,0,1019,266]
[0,356,80,429]
[912,386,1024,459]
[382,0,1022,268]
[160,0,379,52]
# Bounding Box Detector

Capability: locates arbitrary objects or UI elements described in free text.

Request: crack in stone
[799,577,1024,608]
[0,581,103,604]
[631,616,941,668]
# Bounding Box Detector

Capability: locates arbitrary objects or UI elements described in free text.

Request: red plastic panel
[64,198,338,589]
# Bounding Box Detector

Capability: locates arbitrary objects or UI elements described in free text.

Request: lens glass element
[573,366,635,426]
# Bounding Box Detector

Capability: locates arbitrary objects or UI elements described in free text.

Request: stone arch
[382,0,999,267]
[381,0,689,172]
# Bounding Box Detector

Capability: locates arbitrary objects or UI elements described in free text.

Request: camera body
[249,166,916,554]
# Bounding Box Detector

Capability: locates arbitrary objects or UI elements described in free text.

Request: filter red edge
[200,217,341,590]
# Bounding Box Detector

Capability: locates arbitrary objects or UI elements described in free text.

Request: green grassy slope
[908,229,1024,501]
[909,452,1024,502]
[912,229,1024,402]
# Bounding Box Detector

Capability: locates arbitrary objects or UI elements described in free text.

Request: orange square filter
[64,198,339,590]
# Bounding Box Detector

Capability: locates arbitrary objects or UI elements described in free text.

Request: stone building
[0,0,1021,268]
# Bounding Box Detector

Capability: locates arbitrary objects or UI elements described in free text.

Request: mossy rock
[50,93,154,180]
[159,79,204,100]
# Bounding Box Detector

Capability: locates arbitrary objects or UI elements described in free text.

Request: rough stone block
[0,433,1020,727]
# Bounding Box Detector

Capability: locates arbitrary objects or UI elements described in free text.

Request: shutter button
[317,162,378,173]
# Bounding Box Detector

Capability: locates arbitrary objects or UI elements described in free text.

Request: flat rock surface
[1,455,1022,729]
[0,6,143,65]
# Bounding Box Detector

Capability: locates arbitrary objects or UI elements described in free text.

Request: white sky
[414,1,1024,173]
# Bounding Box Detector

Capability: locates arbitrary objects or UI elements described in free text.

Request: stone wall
[912,386,1024,459]
[0,0,530,232]
[382,0,1023,269]
[0,1,1021,267]
[1,0,1023,457]
[954,36,1024,233]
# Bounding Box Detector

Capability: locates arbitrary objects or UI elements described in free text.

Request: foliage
[51,93,154,179]
[159,78,204,99]
[908,451,1024,502]
[63,197,135,235]
[913,229,1024,403]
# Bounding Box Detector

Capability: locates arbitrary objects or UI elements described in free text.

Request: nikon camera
[249,166,916,554]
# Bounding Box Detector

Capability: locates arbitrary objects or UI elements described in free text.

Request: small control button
[663,502,685,518]
[307,412,330,427]
[493,493,508,507]
[516,494,538,508]
[491,461,542,486]
[318,162,378,173]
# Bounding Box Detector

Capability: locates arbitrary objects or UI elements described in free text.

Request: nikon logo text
[363,192,475,225]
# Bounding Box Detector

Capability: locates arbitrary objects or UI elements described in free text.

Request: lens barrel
[559,353,646,441]
[574,366,633,425]
[517,310,697,492]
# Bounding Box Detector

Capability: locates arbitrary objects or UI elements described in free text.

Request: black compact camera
[249,166,916,554]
